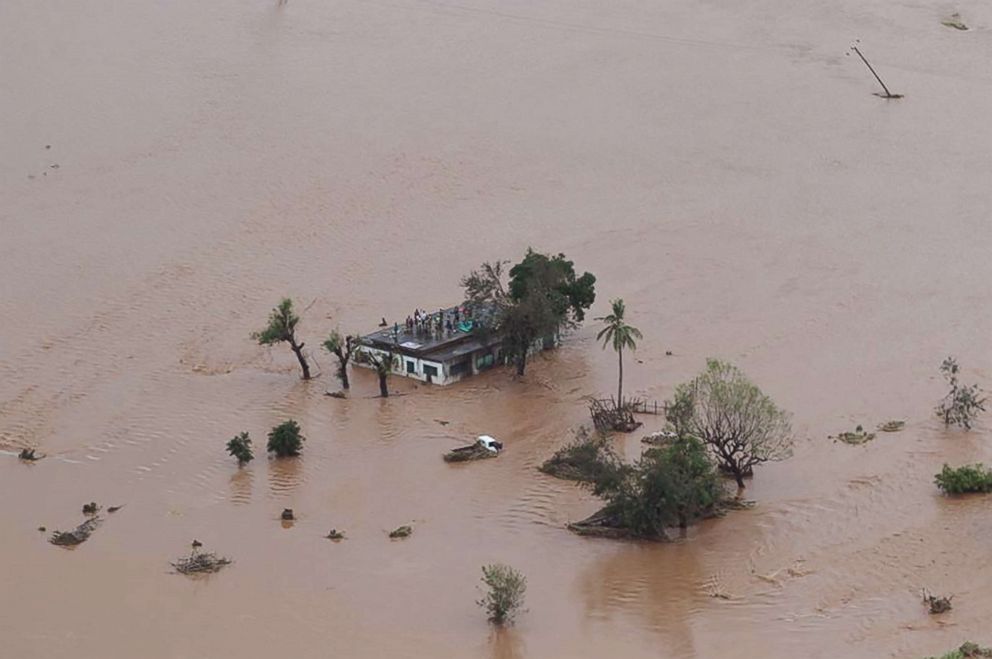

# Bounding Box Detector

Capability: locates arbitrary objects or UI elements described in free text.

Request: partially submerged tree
[226,432,254,466]
[589,436,726,538]
[322,330,358,390]
[478,564,527,626]
[461,250,596,376]
[267,420,305,457]
[365,349,397,397]
[595,298,642,406]
[253,298,311,380]
[668,360,792,489]
[935,357,986,430]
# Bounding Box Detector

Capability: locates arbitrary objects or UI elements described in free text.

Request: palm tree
[595,299,642,406]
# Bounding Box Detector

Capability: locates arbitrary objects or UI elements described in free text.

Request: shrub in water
[226,431,254,466]
[934,463,992,494]
[478,564,527,625]
[267,420,305,457]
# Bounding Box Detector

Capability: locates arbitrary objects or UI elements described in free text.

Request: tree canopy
[461,249,596,375]
[667,359,792,489]
[252,298,311,380]
[592,436,725,538]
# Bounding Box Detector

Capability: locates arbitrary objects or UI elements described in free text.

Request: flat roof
[360,303,500,359]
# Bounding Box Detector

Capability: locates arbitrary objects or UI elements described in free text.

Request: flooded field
[2,0,991,657]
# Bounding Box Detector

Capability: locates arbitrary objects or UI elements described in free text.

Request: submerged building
[354,305,505,386]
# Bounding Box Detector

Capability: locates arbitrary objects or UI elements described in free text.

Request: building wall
[354,338,548,387]
[354,346,452,386]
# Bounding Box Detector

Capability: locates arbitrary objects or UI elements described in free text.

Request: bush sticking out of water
[477,564,527,626]
[226,431,254,466]
[539,427,618,483]
[934,463,992,494]
[923,589,954,614]
[389,525,412,539]
[172,545,232,575]
[878,420,906,432]
[82,502,100,516]
[267,420,304,457]
[935,357,986,430]
[325,529,345,540]
[926,642,992,659]
[835,425,876,445]
[18,448,39,461]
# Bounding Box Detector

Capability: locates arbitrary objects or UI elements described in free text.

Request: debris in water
[82,502,100,516]
[389,525,413,539]
[641,429,678,446]
[38,526,46,533]
[281,508,295,521]
[18,448,40,461]
[107,505,123,513]
[50,517,101,547]
[325,529,345,540]
[941,13,969,30]
[923,588,953,614]
[833,425,876,445]
[325,390,347,399]
[171,545,232,575]
[434,419,450,426]
[878,420,905,432]
[848,42,903,99]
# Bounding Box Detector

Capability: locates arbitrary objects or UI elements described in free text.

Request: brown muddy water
[2,0,992,657]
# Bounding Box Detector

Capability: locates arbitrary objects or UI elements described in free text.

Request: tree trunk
[733,469,746,490]
[516,351,527,376]
[290,340,311,380]
[378,373,389,397]
[337,361,350,390]
[617,346,624,406]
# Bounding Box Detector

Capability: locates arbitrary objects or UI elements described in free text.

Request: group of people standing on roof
[399,306,474,338]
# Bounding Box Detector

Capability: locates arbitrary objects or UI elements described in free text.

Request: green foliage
[323,330,357,389]
[252,298,310,379]
[594,436,726,538]
[935,357,986,430]
[267,420,305,457]
[508,249,596,323]
[667,359,792,488]
[934,463,992,494]
[539,427,620,483]
[253,298,299,345]
[596,299,642,354]
[461,250,596,376]
[226,432,254,465]
[925,642,992,659]
[478,564,527,625]
[461,261,510,310]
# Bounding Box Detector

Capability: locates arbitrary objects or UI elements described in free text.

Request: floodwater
[2,0,991,657]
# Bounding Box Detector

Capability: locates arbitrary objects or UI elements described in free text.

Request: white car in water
[476,435,503,452]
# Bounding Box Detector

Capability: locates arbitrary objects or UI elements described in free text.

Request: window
[423,364,439,378]
[476,353,495,370]
[450,360,470,376]
[406,360,416,374]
